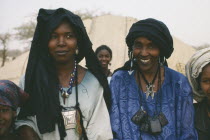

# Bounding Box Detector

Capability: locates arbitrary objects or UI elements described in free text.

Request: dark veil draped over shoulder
[18,8,111,139]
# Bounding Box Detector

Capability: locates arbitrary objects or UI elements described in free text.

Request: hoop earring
[128,51,134,75]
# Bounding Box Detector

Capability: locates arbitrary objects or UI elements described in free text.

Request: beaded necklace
[59,60,77,104]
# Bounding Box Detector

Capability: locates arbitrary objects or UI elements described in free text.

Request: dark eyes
[50,33,75,39]
[66,33,75,39]
[0,108,10,113]
[201,80,210,84]
[133,43,156,49]
[50,34,57,39]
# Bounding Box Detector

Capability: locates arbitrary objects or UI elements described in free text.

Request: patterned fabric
[0,80,28,110]
[110,66,198,140]
[185,47,210,102]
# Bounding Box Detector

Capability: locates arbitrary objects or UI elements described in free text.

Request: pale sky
[0,0,210,49]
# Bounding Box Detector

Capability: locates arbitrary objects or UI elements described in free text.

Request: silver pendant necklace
[140,66,159,99]
[145,83,155,99]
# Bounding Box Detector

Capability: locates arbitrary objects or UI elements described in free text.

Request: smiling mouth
[140,59,150,64]
[56,51,69,55]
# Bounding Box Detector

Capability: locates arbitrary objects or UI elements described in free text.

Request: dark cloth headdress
[18,8,111,139]
[0,80,29,110]
[116,18,174,72]
[126,18,173,59]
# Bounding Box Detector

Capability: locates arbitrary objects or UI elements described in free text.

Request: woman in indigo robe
[110,18,198,140]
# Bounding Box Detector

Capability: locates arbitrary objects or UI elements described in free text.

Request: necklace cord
[75,62,88,140]
[139,64,159,86]
[136,64,163,115]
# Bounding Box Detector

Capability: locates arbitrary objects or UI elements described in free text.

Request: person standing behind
[16,8,112,140]
[95,45,113,83]
[186,47,210,140]
[110,18,198,140]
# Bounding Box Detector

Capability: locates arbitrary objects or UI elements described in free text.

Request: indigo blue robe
[110,67,198,140]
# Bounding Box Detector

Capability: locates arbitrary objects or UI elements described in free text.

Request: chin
[138,64,153,72]
[55,59,71,64]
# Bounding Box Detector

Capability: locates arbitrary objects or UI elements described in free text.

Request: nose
[101,56,106,61]
[57,36,66,47]
[140,47,149,57]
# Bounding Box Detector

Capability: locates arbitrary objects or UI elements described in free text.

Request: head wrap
[0,80,28,110]
[186,47,210,102]
[18,8,110,139]
[126,18,174,59]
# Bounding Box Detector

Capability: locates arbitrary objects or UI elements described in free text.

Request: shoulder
[110,70,133,90]
[165,67,192,96]
[111,70,130,80]
[194,100,205,111]
[82,70,100,86]
[165,66,187,82]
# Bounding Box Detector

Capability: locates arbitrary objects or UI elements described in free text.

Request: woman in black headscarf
[110,18,197,140]
[16,8,113,140]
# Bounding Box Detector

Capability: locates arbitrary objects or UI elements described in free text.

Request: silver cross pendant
[145,83,155,99]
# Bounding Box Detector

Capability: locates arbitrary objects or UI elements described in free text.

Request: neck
[56,61,75,76]
[141,64,159,80]
[102,67,109,76]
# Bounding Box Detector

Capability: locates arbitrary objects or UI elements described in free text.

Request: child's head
[0,80,28,136]
[198,63,210,101]
[186,47,210,102]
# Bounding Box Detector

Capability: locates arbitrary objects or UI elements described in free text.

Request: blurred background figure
[95,45,113,83]
[186,47,210,140]
[0,80,28,140]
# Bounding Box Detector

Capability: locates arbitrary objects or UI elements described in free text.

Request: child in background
[0,80,28,140]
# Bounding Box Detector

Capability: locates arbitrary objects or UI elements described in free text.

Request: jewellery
[145,83,156,99]
[60,60,77,104]
[75,47,79,55]
[128,51,134,75]
[140,65,159,99]
[159,56,165,66]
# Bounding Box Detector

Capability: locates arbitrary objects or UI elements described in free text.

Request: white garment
[107,77,112,85]
[16,71,113,140]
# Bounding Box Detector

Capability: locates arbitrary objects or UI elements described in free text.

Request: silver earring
[128,51,134,75]
[159,56,165,66]
[75,47,79,55]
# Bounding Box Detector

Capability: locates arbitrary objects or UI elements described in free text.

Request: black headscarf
[126,18,173,59]
[116,18,173,72]
[18,8,111,139]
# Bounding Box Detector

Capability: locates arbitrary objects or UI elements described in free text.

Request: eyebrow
[51,31,74,34]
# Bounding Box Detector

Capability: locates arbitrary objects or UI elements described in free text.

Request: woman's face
[133,37,160,72]
[200,64,210,101]
[0,105,16,136]
[48,22,77,64]
[97,49,112,69]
